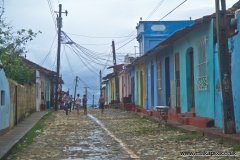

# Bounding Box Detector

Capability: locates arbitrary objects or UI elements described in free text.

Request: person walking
[75,94,81,115]
[98,94,105,114]
[63,91,71,115]
[69,95,73,112]
[82,95,88,115]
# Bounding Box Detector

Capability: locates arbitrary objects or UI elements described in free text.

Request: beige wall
[8,79,36,129]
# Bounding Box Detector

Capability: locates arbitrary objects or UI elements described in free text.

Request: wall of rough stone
[8,79,36,129]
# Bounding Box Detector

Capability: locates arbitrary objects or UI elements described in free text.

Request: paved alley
[8,108,240,160]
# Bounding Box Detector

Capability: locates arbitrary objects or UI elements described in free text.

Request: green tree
[0,1,41,84]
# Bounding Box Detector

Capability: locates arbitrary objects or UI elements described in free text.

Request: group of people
[62,91,105,115]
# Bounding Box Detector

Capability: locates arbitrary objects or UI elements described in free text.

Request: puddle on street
[62,114,136,159]
[88,114,139,159]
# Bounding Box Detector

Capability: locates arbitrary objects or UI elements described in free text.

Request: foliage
[216,138,223,144]
[176,134,203,141]
[0,53,34,83]
[169,134,203,141]
[0,2,41,83]
[232,145,240,151]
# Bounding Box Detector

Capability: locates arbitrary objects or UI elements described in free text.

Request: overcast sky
[2,0,237,103]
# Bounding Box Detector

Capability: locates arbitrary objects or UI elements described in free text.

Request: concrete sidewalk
[0,111,48,160]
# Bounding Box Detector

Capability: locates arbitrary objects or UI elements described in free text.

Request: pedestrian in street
[75,94,81,115]
[69,95,73,112]
[82,95,87,115]
[63,91,71,115]
[98,94,105,114]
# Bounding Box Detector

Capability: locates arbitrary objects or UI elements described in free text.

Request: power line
[102,49,112,72]
[160,0,187,21]
[47,0,57,31]
[64,45,76,78]
[39,33,57,65]
[65,32,136,39]
[145,0,164,20]
[116,37,136,51]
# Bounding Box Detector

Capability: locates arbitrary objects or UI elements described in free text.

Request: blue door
[131,77,135,103]
[151,64,154,109]
[165,57,170,106]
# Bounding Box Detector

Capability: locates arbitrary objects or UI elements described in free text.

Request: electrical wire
[47,0,57,31]
[145,0,164,20]
[65,33,136,39]
[159,0,187,21]
[116,37,136,51]
[64,45,76,78]
[39,33,57,65]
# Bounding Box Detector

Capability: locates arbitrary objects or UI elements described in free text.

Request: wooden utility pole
[100,70,102,95]
[112,40,120,103]
[73,76,78,109]
[215,0,236,134]
[84,87,89,97]
[54,4,68,111]
[92,95,94,107]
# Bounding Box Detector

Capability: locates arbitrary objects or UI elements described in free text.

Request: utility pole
[73,76,78,109]
[54,4,68,111]
[59,75,62,107]
[215,0,236,134]
[112,40,120,103]
[84,87,89,97]
[92,95,94,107]
[100,70,102,95]
[134,46,137,57]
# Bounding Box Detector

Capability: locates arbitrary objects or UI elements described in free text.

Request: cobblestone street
[8,108,240,160]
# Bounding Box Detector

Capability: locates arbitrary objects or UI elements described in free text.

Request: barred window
[195,35,208,90]
[157,61,161,89]
[145,67,148,99]
[1,90,5,106]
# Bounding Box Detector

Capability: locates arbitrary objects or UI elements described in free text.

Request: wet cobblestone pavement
[8,108,240,160]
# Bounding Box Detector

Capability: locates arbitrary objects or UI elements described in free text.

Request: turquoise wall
[134,64,140,105]
[144,55,157,110]
[0,60,11,130]
[156,45,174,106]
[173,19,214,118]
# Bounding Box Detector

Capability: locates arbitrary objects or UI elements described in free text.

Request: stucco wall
[118,72,124,102]
[173,19,214,118]
[8,79,36,128]
[139,63,145,108]
[134,64,140,105]
[144,55,157,110]
[0,61,11,133]
[129,68,135,103]
[156,45,174,106]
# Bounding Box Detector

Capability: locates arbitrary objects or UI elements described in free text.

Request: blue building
[135,20,194,109]
[171,16,215,124]
[136,20,194,55]
[214,7,240,131]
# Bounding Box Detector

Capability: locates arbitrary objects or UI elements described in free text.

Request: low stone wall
[8,79,36,129]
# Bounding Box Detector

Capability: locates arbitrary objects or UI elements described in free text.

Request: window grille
[195,35,208,90]
[145,67,148,99]
[157,60,161,89]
